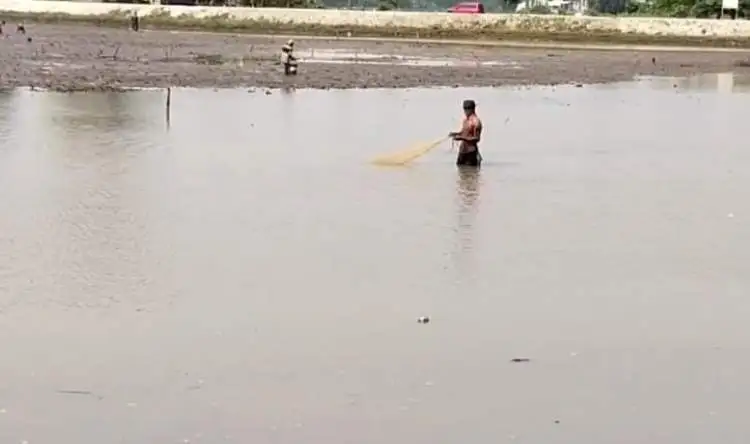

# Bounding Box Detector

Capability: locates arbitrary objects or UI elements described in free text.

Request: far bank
[3,1,750,48]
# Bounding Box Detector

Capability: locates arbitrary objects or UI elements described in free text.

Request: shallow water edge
[7,71,750,96]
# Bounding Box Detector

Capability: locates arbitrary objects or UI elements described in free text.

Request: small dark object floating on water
[417,316,430,324]
[57,389,94,396]
[510,358,531,363]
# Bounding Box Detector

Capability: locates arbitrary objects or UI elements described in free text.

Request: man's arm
[453,119,481,142]
[448,124,461,138]
[449,119,467,140]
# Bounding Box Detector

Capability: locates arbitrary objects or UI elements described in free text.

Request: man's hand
[449,132,460,140]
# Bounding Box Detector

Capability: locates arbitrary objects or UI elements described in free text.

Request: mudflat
[2,23,750,91]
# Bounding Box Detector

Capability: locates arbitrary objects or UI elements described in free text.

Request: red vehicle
[447,1,485,13]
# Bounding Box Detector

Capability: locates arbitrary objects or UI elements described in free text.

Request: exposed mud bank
[1,23,750,91]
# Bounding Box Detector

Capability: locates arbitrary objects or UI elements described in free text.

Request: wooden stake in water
[165,87,171,128]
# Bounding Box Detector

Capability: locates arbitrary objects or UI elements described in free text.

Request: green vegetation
[376,0,400,10]
[520,4,554,13]
[624,0,749,18]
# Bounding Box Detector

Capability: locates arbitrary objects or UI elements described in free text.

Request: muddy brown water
[1,75,750,443]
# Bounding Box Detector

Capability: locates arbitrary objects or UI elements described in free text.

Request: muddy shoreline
[1,23,750,91]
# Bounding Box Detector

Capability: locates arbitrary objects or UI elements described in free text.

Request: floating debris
[510,358,531,363]
[57,389,94,396]
[417,316,430,324]
[57,389,103,400]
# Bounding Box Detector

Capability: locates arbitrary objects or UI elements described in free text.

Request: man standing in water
[280,39,298,76]
[449,99,483,167]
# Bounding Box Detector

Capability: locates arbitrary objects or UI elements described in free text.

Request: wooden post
[166,87,171,128]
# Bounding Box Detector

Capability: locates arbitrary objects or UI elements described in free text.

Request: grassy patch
[4,9,750,48]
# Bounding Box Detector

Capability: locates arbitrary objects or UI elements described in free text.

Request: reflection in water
[451,165,482,281]
[630,72,750,93]
[49,92,142,128]
[0,90,17,142]
[37,92,165,151]
[1,91,168,311]
[31,91,166,172]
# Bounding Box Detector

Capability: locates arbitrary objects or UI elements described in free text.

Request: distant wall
[3,0,750,37]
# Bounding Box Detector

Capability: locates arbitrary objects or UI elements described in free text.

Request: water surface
[1,77,749,443]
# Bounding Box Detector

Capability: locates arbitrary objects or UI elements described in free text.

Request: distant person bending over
[449,99,483,167]
[280,40,298,76]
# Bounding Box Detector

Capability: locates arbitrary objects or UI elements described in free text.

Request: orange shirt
[458,114,482,153]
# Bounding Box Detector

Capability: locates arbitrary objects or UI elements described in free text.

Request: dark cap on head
[462,99,476,110]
